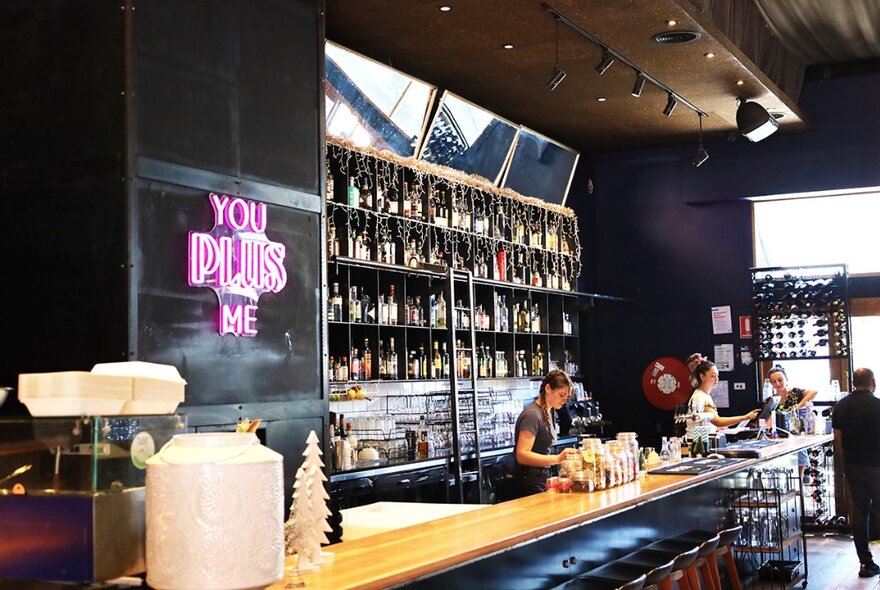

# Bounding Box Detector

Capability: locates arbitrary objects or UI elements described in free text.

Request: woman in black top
[509,370,578,498]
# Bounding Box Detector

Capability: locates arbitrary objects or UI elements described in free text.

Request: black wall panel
[0,0,123,168]
[134,178,321,406]
[0,178,129,414]
[134,0,320,194]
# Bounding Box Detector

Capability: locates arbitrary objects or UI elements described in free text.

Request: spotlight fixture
[736,98,779,142]
[546,17,566,91]
[503,43,514,49]
[546,65,567,91]
[663,92,677,116]
[631,72,646,97]
[692,113,709,167]
[439,5,451,12]
[595,50,615,75]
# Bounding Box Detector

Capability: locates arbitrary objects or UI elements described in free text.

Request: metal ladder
[445,267,484,503]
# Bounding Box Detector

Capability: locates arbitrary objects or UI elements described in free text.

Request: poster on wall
[714,343,734,372]
[711,305,732,334]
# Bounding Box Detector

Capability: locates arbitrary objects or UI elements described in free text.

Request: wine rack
[801,441,845,533]
[752,264,850,361]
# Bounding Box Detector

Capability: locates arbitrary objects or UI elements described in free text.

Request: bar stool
[572,556,675,590]
[643,531,720,590]
[617,544,700,590]
[552,572,647,590]
[670,526,743,590]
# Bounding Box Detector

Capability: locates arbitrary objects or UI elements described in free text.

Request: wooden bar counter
[272,435,830,590]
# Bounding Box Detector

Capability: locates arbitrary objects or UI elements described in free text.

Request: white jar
[146,432,284,590]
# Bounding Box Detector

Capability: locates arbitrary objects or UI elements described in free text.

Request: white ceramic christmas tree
[285,430,334,572]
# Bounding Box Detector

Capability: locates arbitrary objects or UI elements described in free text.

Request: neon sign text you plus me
[188,193,288,336]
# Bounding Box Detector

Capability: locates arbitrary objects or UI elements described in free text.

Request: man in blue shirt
[833,367,880,577]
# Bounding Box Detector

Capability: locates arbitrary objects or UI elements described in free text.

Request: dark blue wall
[579,72,880,445]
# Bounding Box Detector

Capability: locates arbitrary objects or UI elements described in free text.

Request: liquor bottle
[402,182,412,218]
[381,237,395,265]
[359,182,372,209]
[388,285,398,325]
[440,292,449,328]
[433,341,441,379]
[496,249,507,282]
[378,340,387,379]
[327,225,339,259]
[350,348,360,381]
[531,303,541,334]
[412,186,423,220]
[328,356,336,382]
[388,337,398,379]
[477,346,486,378]
[329,282,343,322]
[376,182,385,213]
[326,170,335,201]
[361,290,374,324]
[418,344,427,379]
[407,350,417,379]
[348,286,359,322]
[363,339,372,380]
[338,356,349,382]
[442,341,450,379]
[406,240,419,269]
[378,294,387,325]
[347,177,359,208]
[386,183,399,215]
[417,415,429,459]
[495,351,507,378]
[533,344,544,376]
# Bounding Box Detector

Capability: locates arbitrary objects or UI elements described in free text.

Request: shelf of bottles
[752,264,850,361]
[326,141,584,387]
[325,141,581,293]
[327,271,582,385]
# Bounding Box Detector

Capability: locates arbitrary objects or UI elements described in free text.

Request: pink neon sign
[187,193,287,336]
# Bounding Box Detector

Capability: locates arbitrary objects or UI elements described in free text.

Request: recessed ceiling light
[503,43,514,50]
[667,20,677,26]
[439,5,451,11]
[597,97,607,102]
[704,52,716,58]
[736,80,744,86]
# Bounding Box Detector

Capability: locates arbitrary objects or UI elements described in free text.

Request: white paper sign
[714,343,734,372]
[711,380,730,408]
[711,305,732,334]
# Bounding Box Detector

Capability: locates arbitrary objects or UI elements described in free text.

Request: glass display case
[0,415,186,583]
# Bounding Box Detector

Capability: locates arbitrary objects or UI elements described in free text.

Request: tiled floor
[746,534,880,589]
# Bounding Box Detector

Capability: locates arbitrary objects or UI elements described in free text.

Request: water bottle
[659,437,671,463]
[830,379,841,401]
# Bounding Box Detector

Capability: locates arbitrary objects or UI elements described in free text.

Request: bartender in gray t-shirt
[510,370,578,498]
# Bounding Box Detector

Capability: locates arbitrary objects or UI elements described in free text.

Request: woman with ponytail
[509,370,578,498]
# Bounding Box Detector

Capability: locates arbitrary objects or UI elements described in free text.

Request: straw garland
[326,134,576,218]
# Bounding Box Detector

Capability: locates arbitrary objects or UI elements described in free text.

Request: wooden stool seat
[554,573,647,590]
[670,527,743,590]
[646,535,719,590]
[580,557,675,587]
[621,546,701,590]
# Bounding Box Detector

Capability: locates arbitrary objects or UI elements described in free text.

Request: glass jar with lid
[616,432,640,481]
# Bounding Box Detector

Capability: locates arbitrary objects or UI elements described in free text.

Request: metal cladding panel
[134,179,321,406]
[0,179,129,409]
[0,0,123,169]
[133,0,321,194]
